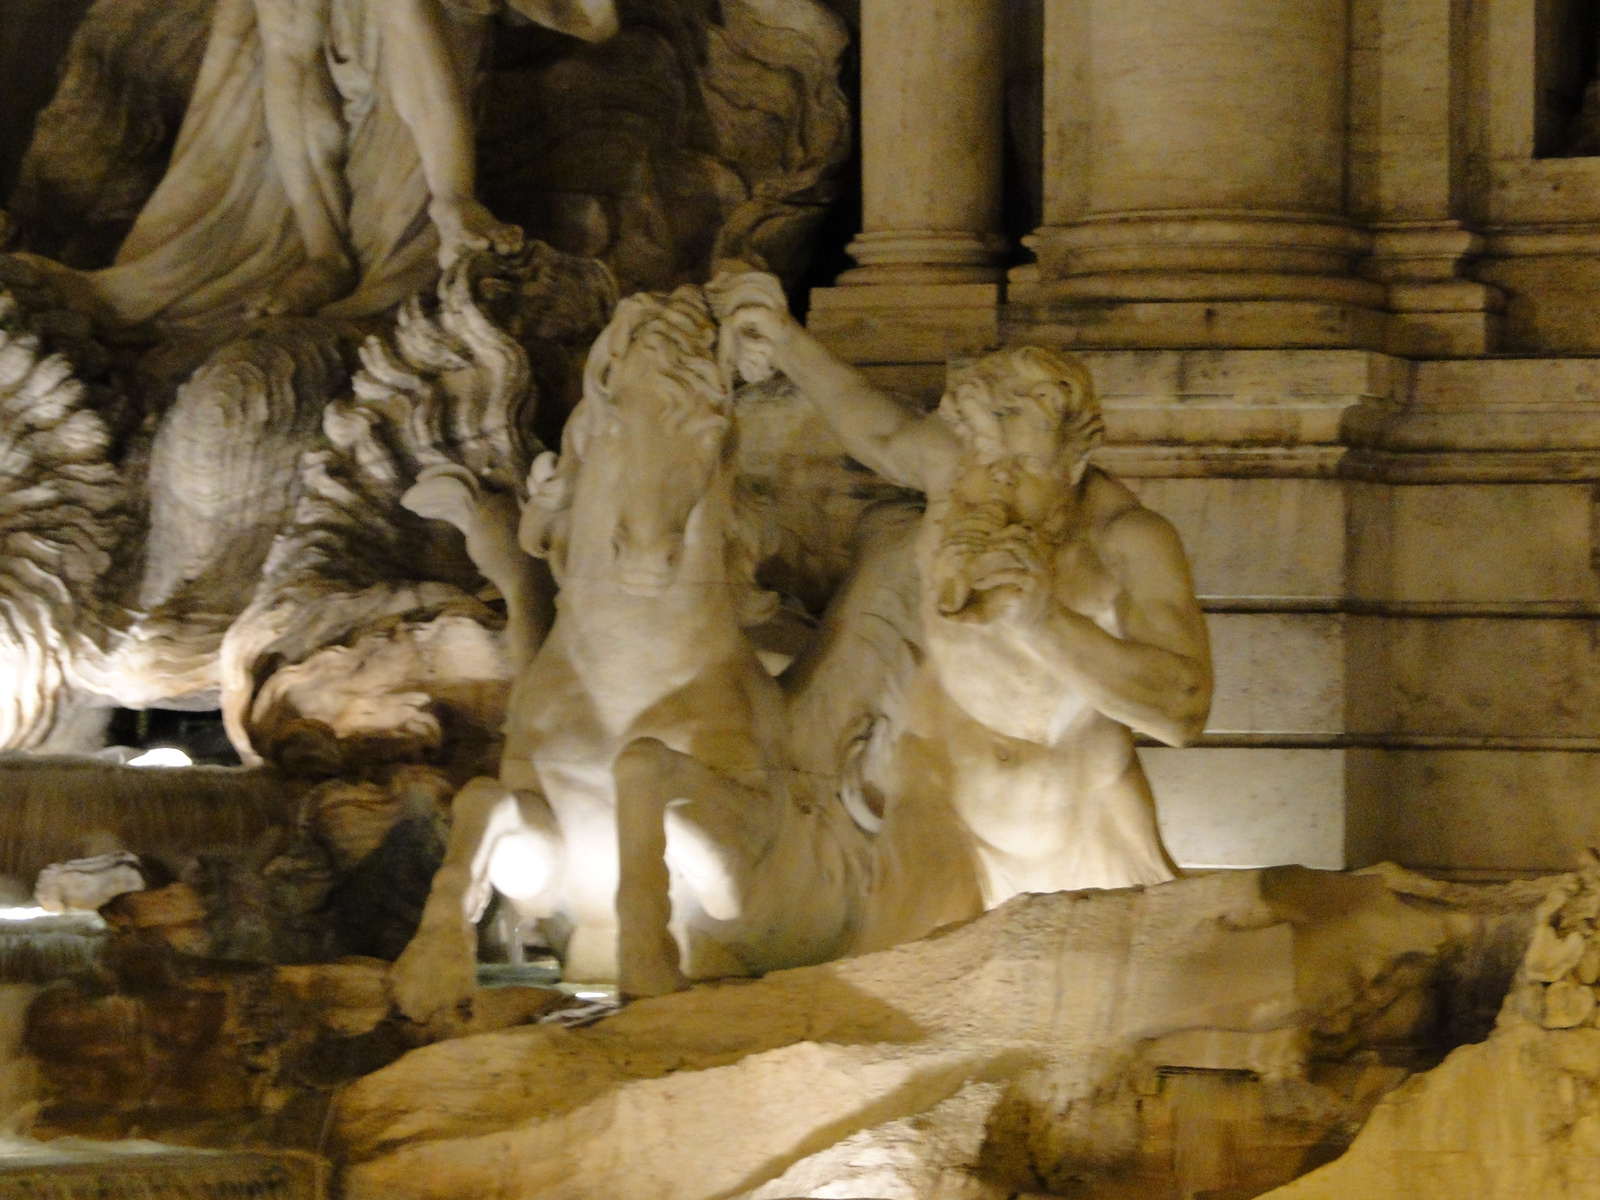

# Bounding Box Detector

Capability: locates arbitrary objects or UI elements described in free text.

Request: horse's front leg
[392,778,562,1024]
[612,737,773,999]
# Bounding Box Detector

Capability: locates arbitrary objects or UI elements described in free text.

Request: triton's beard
[929,443,1092,622]
[931,461,1042,622]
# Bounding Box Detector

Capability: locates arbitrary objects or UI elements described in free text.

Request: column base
[1013,215,1385,349]
[1362,223,1505,358]
[1476,225,1600,354]
[840,231,1007,281]
[807,282,1002,365]
[1385,306,1504,358]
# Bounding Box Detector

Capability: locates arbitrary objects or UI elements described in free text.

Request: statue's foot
[247,254,358,318]
[391,920,478,1025]
[433,197,525,269]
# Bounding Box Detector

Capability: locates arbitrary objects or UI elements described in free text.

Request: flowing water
[0,759,309,885]
[0,1138,326,1199]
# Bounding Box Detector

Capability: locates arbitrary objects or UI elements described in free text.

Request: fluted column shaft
[841,0,1007,285]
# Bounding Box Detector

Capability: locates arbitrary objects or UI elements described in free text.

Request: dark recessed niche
[1536,0,1600,157]
[105,708,241,766]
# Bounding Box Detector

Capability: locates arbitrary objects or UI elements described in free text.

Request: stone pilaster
[1348,0,1502,356]
[807,0,1007,368]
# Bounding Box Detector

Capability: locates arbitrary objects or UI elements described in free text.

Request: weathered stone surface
[25,955,421,1140]
[1258,858,1600,1199]
[100,882,203,928]
[743,1080,1006,1200]
[338,867,1539,1200]
[328,810,448,963]
[1260,1022,1600,1200]
[306,767,452,874]
[20,946,578,1147]
[0,1139,329,1200]
[0,0,853,772]
[34,852,145,913]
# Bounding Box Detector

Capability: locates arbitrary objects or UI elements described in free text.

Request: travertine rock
[307,782,408,873]
[0,287,128,753]
[342,867,1539,1200]
[101,882,204,928]
[33,852,145,914]
[0,249,599,765]
[0,0,852,767]
[327,806,449,962]
[25,954,427,1141]
[742,1081,1006,1200]
[216,252,592,770]
[306,766,453,871]
[4,0,211,269]
[1259,1024,1600,1200]
[1257,859,1600,1199]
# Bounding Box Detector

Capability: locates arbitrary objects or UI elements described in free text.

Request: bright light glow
[127,747,193,768]
[0,906,47,921]
[574,990,610,1000]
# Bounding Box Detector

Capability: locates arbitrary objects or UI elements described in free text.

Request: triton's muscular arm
[710,274,962,495]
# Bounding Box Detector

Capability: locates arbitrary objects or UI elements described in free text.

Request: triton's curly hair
[937,346,1105,461]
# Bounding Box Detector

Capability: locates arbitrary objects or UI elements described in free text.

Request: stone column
[840,0,1006,286]
[1348,0,1502,357]
[808,0,1008,375]
[1013,0,1386,349]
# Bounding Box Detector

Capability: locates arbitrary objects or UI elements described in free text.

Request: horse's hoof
[392,930,478,1024]
[619,964,689,1001]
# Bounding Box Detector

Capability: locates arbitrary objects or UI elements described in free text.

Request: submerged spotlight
[127,747,193,768]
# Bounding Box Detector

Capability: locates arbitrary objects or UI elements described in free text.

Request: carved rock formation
[0,244,615,764]
[217,251,613,771]
[336,866,1542,1200]
[33,852,146,914]
[1260,854,1600,1200]
[0,0,852,767]
[0,287,128,751]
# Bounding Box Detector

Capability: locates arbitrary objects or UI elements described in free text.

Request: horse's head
[581,287,733,596]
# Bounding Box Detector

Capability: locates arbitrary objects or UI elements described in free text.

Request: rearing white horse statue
[392,284,920,1015]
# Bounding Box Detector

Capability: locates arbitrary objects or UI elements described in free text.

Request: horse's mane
[537,285,779,624]
[579,286,727,434]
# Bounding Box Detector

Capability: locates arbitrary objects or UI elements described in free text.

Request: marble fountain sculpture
[390,271,1215,1015]
[0,0,854,768]
[0,1,1586,1196]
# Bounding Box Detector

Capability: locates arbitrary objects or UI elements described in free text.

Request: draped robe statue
[68,0,617,326]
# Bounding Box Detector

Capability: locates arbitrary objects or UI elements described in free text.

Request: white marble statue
[392,282,921,1013]
[390,268,1213,1011]
[715,276,1214,950]
[51,0,616,324]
